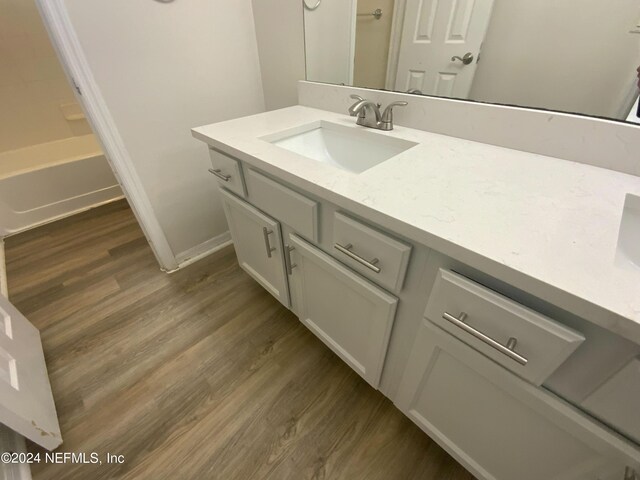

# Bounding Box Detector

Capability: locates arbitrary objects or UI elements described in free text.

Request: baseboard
[172,231,233,271]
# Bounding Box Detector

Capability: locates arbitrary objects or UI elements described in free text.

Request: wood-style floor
[5,200,474,480]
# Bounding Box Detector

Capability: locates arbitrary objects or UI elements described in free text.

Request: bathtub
[0,134,123,236]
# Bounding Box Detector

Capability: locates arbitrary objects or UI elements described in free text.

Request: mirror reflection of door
[394,0,495,98]
[304,0,357,85]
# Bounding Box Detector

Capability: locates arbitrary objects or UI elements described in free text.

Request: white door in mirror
[395,0,495,98]
[0,296,61,450]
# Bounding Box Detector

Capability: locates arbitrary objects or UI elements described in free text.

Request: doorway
[0,0,123,239]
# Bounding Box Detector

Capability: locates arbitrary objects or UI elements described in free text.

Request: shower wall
[0,0,91,153]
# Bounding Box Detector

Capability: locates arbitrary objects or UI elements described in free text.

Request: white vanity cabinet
[286,234,398,388]
[396,319,638,480]
[219,188,290,307]
[201,144,640,479]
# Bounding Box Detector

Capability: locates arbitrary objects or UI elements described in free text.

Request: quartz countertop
[193,106,640,343]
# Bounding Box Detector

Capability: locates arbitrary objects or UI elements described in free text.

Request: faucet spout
[346,95,407,131]
[350,101,381,121]
[348,95,365,117]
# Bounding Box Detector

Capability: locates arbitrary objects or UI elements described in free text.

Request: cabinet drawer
[583,357,640,444]
[208,148,246,197]
[425,270,585,385]
[332,212,411,293]
[246,169,319,241]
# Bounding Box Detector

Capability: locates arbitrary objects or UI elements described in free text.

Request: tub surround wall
[298,81,640,178]
[0,0,90,152]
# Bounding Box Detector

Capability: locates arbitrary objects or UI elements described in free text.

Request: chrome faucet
[348,95,407,131]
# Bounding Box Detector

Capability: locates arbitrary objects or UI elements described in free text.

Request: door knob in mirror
[451,52,474,65]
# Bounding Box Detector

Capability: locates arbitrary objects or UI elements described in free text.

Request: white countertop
[193,106,640,343]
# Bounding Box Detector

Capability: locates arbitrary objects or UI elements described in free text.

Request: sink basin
[616,193,640,270]
[262,120,417,174]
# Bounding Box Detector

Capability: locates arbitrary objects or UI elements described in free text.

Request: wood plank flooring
[5,200,474,480]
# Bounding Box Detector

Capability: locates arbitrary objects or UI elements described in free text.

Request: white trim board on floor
[36,0,179,272]
[174,232,233,269]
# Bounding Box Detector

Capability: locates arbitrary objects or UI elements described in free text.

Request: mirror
[303,0,640,123]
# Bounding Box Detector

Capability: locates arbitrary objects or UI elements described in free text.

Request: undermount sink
[616,193,640,270]
[262,120,417,174]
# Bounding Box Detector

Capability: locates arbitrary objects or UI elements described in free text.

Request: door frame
[35,0,179,271]
[385,0,408,90]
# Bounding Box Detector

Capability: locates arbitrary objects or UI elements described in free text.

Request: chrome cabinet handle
[208,168,231,182]
[451,52,474,65]
[262,227,276,258]
[334,243,381,273]
[442,312,528,366]
[284,245,296,275]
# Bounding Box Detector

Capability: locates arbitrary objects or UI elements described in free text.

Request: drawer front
[332,212,411,293]
[425,269,585,385]
[246,169,319,241]
[208,148,247,197]
[582,356,640,444]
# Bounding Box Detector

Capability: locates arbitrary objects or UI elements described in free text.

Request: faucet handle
[381,101,408,125]
[350,94,364,101]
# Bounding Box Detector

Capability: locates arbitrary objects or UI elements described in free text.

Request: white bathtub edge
[3,193,124,238]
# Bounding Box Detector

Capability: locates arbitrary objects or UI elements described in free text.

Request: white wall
[470,0,640,118]
[251,0,305,111]
[61,0,265,260]
[0,0,90,152]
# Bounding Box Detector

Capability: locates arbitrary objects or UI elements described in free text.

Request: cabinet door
[220,189,290,307]
[287,234,397,388]
[396,320,639,480]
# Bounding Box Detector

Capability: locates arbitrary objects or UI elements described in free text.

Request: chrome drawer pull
[284,245,296,275]
[208,168,231,182]
[442,312,528,366]
[262,227,276,258]
[334,243,381,273]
